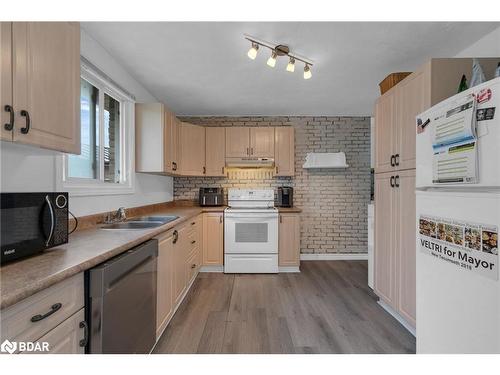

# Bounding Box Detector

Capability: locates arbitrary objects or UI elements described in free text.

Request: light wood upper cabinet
[178,122,205,175]
[1,22,12,142]
[395,66,430,171]
[12,22,80,154]
[275,127,295,176]
[278,213,300,267]
[250,127,274,157]
[395,169,416,327]
[374,172,396,307]
[225,126,250,157]
[155,230,174,339]
[205,127,226,176]
[202,212,224,266]
[374,90,396,173]
[136,103,179,175]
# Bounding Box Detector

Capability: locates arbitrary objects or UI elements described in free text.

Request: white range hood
[302,152,349,169]
[225,157,275,168]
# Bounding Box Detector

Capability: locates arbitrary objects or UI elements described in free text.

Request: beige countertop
[0,205,221,309]
[0,203,300,309]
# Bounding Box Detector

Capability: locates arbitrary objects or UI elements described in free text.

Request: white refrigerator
[416,77,500,353]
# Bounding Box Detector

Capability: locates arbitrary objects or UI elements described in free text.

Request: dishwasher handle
[89,239,158,296]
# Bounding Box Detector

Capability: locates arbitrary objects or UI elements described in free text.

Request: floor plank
[153,261,416,354]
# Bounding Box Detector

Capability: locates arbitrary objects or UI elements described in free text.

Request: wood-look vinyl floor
[153,261,416,354]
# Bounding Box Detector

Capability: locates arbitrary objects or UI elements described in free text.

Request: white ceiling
[82,22,499,116]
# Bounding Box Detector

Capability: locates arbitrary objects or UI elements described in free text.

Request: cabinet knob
[191,264,196,269]
[191,240,196,244]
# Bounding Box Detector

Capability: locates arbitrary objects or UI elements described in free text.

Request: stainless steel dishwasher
[87,239,158,354]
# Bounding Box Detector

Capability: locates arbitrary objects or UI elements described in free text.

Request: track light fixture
[247,42,259,60]
[245,34,313,79]
[267,51,277,68]
[303,64,312,80]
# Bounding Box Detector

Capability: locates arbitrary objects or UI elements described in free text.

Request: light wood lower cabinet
[278,213,301,267]
[202,212,224,266]
[374,170,416,327]
[1,22,80,153]
[155,229,175,338]
[173,224,188,306]
[26,309,86,354]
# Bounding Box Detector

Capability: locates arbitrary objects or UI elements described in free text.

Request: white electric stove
[224,188,279,273]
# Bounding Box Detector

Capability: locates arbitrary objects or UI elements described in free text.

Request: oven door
[224,210,278,254]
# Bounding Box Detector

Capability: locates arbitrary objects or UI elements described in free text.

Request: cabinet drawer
[186,248,201,284]
[21,308,86,354]
[1,273,84,344]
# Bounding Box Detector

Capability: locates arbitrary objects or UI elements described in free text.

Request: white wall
[455,26,500,57]
[0,29,173,217]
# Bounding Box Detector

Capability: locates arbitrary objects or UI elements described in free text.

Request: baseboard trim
[199,265,224,273]
[378,300,416,337]
[300,253,368,261]
[278,266,300,273]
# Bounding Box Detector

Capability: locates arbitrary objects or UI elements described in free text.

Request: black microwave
[1,193,69,264]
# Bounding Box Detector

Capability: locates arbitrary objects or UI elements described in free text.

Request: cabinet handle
[203,166,206,174]
[395,175,400,187]
[4,105,14,131]
[30,303,62,322]
[20,110,30,134]
[191,240,196,244]
[79,321,88,347]
[246,147,249,155]
[172,162,177,171]
[222,166,225,174]
[219,215,223,223]
[191,264,196,269]
[390,155,395,167]
[390,176,395,188]
[191,221,196,225]
[279,215,282,223]
[250,147,254,155]
[395,154,400,166]
[173,230,178,244]
[275,166,279,174]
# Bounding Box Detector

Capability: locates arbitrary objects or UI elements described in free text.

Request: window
[57,61,135,196]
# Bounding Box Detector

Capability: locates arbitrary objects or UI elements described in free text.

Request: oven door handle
[45,195,55,246]
[224,214,278,220]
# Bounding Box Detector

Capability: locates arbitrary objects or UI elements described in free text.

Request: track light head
[267,50,277,68]
[303,64,312,79]
[247,42,259,60]
[286,57,295,73]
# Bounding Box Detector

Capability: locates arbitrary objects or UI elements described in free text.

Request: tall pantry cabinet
[373,58,498,330]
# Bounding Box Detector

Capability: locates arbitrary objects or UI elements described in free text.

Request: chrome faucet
[105,207,127,224]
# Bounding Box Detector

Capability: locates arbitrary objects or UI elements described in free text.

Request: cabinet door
[179,122,205,176]
[25,309,85,354]
[250,127,274,158]
[12,22,80,154]
[275,127,294,176]
[202,213,224,266]
[374,90,396,174]
[173,226,188,305]
[374,172,397,307]
[225,126,250,157]
[395,68,430,171]
[1,22,13,142]
[278,213,301,267]
[395,169,416,327]
[156,230,174,338]
[163,109,174,173]
[205,127,226,176]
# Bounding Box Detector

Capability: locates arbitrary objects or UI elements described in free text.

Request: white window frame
[56,62,135,196]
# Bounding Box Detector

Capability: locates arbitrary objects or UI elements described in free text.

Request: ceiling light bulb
[247,42,259,60]
[286,57,295,72]
[303,64,312,79]
[267,51,277,68]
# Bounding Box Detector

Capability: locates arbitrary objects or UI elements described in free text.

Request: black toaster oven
[199,188,224,206]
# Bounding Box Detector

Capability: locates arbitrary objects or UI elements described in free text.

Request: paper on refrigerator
[425,93,479,184]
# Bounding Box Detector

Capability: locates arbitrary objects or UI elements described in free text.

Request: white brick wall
[176,116,371,254]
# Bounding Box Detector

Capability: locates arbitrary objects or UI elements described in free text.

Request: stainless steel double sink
[101,215,179,230]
